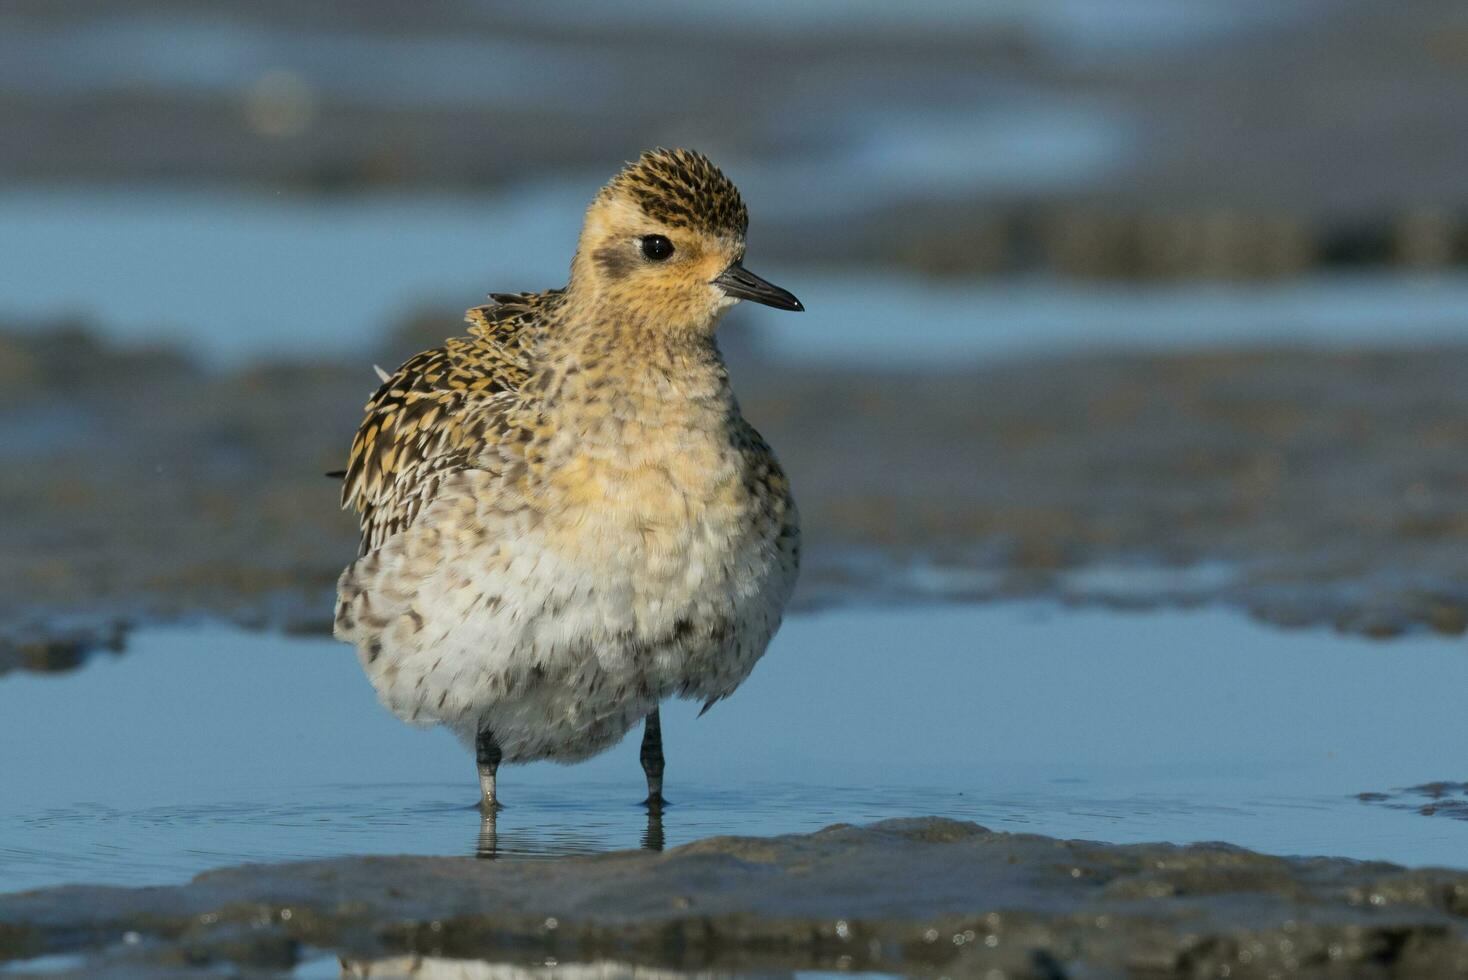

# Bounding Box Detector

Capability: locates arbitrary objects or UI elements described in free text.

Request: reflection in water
[640,801,666,853]
[475,809,497,861]
[474,803,665,860]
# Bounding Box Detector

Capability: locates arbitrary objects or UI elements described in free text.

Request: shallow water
[2,603,1466,893]
[9,185,1468,370]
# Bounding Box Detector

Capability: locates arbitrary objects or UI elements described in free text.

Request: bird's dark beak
[714,262,804,312]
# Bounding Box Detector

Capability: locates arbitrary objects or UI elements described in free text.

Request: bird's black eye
[640,235,674,261]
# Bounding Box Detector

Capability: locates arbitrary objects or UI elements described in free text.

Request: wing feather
[338,291,561,555]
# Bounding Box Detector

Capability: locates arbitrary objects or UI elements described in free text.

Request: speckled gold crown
[605,148,749,238]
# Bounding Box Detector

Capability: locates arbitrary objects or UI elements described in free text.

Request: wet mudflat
[10,313,1468,669]
[4,603,1468,976]
[10,817,1468,979]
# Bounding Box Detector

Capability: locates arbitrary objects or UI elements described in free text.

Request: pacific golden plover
[335,148,803,810]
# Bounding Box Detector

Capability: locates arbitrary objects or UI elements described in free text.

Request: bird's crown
[602,148,749,239]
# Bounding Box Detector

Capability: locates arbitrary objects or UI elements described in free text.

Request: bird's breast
[545,426,746,554]
[534,415,778,630]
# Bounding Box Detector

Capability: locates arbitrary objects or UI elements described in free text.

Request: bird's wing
[339,291,560,555]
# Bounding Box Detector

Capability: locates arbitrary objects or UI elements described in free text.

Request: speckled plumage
[604,147,749,238]
[334,150,801,801]
[340,291,561,556]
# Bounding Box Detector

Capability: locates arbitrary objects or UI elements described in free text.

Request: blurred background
[8,0,1468,662]
[16,0,1468,911]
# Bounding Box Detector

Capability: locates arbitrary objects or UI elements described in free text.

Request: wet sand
[6,818,1468,977]
[7,319,1468,671]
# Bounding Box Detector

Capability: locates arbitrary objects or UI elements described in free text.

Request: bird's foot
[641,792,669,810]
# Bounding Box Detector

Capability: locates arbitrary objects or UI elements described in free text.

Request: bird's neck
[533,298,735,432]
[525,288,748,526]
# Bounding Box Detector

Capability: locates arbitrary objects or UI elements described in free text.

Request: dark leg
[476,728,502,811]
[640,708,666,806]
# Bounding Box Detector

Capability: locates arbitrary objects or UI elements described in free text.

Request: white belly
[344,487,797,763]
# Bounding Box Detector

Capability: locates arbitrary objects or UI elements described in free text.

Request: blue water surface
[6,186,1468,369]
[2,602,1465,892]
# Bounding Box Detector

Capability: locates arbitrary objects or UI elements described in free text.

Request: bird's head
[571,148,802,333]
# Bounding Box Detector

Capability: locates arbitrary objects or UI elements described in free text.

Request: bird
[334,148,803,812]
